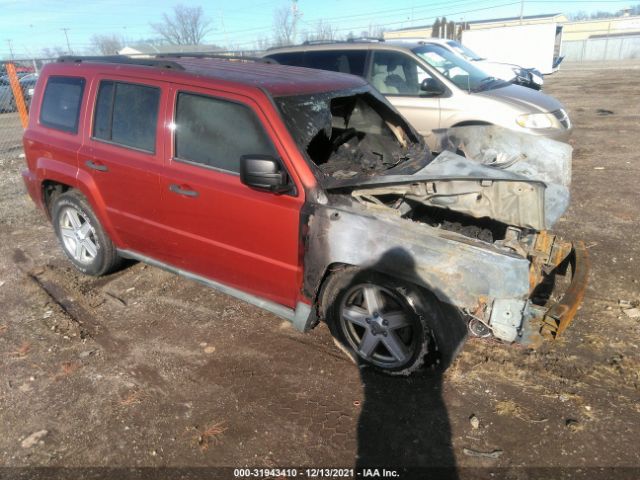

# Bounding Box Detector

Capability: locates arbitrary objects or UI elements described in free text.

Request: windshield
[412,44,506,92]
[446,40,484,61]
[275,87,430,184]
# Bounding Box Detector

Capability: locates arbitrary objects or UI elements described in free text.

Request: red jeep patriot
[22,55,588,375]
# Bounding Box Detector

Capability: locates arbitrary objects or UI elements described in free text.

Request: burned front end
[276,88,588,346]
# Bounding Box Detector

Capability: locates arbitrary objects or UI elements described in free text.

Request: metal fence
[1,59,49,156]
[562,35,640,62]
[0,52,263,158]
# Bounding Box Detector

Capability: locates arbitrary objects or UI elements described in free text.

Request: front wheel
[51,191,121,276]
[322,269,448,376]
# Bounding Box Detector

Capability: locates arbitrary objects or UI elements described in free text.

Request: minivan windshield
[412,44,507,92]
[445,40,484,61]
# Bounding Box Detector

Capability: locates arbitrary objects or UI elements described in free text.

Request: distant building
[465,13,567,30]
[562,15,640,41]
[384,12,640,42]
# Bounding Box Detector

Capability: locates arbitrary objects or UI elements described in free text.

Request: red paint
[22,59,354,308]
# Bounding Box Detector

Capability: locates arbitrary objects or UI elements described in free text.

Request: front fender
[303,204,531,309]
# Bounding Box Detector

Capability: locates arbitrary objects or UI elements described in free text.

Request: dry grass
[119,389,148,406]
[196,421,228,451]
[53,361,80,381]
[9,341,31,357]
[494,399,549,423]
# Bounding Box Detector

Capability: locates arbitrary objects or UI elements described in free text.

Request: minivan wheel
[51,191,121,276]
[322,269,444,376]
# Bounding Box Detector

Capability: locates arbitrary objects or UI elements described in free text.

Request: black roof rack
[57,55,185,70]
[346,36,385,43]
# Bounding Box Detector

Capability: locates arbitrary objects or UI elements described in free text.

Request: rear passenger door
[78,76,167,257]
[157,86,303,308]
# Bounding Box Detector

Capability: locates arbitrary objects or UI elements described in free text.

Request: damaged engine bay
[278,87,586,346]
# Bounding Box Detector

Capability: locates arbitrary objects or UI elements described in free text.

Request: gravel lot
[0,61,639,479]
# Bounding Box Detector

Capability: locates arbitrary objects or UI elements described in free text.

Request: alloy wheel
[58,206,99,264]
[339,283,418,369]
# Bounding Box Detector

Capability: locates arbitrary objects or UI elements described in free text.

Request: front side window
[174,92,276,173]
[93,80,160,152]
[40,76,85,133]
[369,51,434,96]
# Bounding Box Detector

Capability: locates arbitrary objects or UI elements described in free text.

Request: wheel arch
[41,177,123,247]
[451,120,493,128]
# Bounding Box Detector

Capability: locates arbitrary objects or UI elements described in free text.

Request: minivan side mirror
[420,78,445,96]
[240,155,292,194]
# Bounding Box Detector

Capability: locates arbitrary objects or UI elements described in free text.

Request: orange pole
[6,63,29,129]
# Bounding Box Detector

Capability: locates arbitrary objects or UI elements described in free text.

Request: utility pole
[291,0,301,45]
[61,28,73,54]
[5,39,15,60]
[519,0,524,24]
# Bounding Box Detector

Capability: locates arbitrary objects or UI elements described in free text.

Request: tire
[321,268,450,376]
[51,190,121,276]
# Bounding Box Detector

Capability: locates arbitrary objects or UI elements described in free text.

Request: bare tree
[304,19,339,42]
[41,46,67,58]
[447,21,456,40]
[150,5,212,45]
[273,6,299,47]
[255,35,273,51]
[431,19,441,38]
[359,23,385,39]
[90,34,124,55]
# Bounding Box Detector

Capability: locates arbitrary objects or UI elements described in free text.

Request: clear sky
[0,0,635,58]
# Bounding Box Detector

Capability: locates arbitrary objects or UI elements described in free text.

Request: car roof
[45,57,368,97]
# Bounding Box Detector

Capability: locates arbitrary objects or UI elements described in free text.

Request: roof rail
[346,36,385,43]
[57,55,185,70]
[155,52,277,64]
[269,37,385,50]
[301,39,348,46]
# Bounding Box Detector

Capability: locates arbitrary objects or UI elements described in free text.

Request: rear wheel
[51,191,121,276]
[322,269,446,375]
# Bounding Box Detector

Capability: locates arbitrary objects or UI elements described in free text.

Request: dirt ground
[0,61,639,480]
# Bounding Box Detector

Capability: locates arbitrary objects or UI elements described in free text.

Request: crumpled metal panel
[303,203,532,310]
[432,126,573,228]
[351,150,547,230]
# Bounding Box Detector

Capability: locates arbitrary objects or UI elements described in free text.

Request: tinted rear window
[93,80,160,152]
[268,50,367,76]
[39,76,85,133]
[304,51,367,76]
[267,52,305,67]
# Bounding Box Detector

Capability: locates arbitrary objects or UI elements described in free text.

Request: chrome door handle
[85,160,108,172]
[169,184,199,197]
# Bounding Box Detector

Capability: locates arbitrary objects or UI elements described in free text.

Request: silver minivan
[264,40,571,142]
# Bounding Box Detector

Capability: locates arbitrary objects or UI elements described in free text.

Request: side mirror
[240,155,292,194]
[420,78,444,96]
